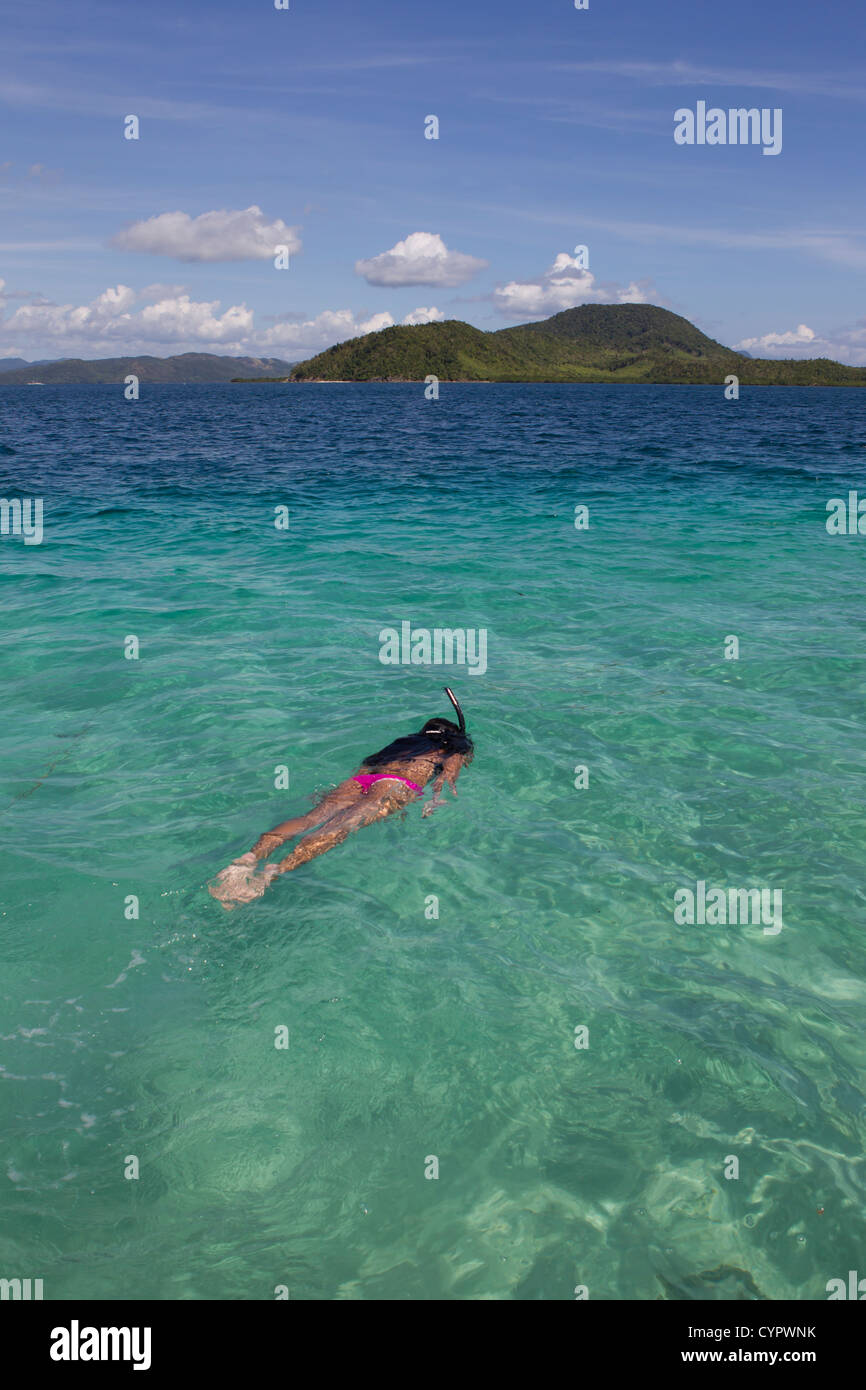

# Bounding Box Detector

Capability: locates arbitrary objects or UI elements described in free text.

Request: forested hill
[288,305,866,385]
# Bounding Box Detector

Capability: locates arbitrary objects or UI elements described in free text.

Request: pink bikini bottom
[353,773,423,796]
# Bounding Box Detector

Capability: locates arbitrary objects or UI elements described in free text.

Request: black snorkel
[443,686,466,733]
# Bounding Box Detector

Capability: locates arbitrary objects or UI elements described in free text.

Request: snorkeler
[209,687,474,908]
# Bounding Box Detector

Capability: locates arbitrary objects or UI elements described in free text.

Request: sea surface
[1,382,865,1301]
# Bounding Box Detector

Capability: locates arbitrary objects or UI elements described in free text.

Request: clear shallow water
[1,382,865,1300]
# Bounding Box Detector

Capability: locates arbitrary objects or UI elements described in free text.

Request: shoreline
[231,377,866,388]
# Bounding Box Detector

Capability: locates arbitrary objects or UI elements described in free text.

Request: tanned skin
[208,748,468,910]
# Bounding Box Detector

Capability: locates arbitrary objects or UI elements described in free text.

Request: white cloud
[402,306,444,325]
[493,251,658,318]
[0,277,403,359]
[356,232,487,287]
[137,294,254,343]
[111,206,302,263]
[257,309,395,354]
[735,323,816,351]
[1,283,254,354]
[733,320,866,365]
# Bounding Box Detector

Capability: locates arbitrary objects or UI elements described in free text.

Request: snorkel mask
[422,687,468,741]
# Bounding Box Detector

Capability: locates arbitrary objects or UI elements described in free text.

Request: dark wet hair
[361,688,474,769]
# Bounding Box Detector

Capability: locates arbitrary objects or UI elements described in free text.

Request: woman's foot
[208,852,259,906]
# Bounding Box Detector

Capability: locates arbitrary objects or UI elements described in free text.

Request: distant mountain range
[0,353,293,384]
[0,309,863,385]
[286,305,866,385]
[0,357,54,373]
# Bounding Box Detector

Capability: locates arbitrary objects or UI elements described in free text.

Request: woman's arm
[421,754,465,818]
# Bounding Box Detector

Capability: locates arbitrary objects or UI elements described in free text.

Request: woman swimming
[208,687,474,908]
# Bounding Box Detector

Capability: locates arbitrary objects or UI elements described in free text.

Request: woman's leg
[250,780,361,858]
[208,780,362,905]
[213,799,395,906]
[272,793,401,875]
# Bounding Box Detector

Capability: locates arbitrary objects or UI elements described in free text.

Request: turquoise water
[1,383,865,1300]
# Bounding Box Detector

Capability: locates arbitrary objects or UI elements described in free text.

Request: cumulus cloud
[111,206,302,262]
[1,283,254,354]
[137,294,254,342]
[493,251,659,318]
[732,320,866,365]
[257,309,395,354]
[356,232,487,287]
[402,306,444,325]
[734,323,816,351]
[0,278,400,359]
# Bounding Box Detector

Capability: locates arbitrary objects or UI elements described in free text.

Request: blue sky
[1,0,864,362]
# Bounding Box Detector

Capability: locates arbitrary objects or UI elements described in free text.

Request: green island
[278,305,866,385]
